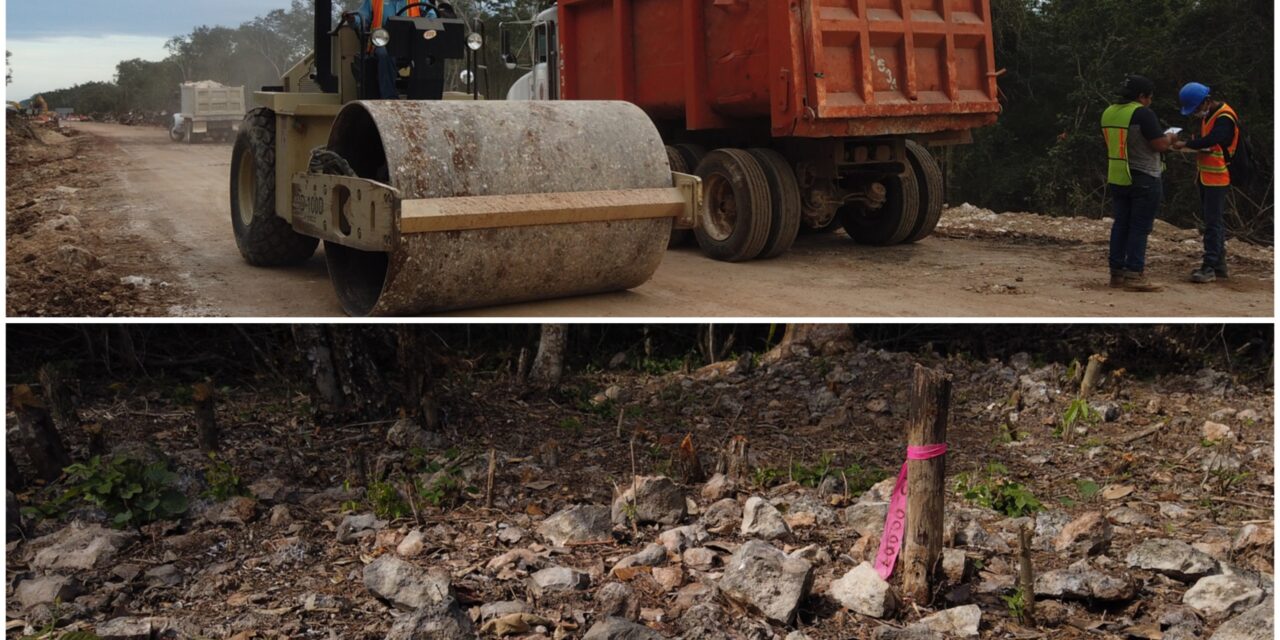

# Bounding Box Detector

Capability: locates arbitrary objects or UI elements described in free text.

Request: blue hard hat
[1179,82,1211,116]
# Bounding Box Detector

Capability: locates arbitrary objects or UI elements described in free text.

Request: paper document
[1164,127,1182,135]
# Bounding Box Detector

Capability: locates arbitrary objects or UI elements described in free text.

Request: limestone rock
[1209,601,1274,640]
[582,617,664,640]
[1034,559,1135,602]
[529,565,590,596]
[363,555,452,611]
[741,496,790,540]
[612,476,687,525]
[1054,511,1112,556]
[1125,539,1218,582]
[537,504,612,547]
[1183,574,1264,617]
[384,595,474,640]
[31,524,137,571]
[719,539,813,625]
[830,562,899,619]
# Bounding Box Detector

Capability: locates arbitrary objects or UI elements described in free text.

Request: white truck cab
[503,6,558,101]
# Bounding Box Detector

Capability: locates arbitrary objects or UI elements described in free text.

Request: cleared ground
[30,122,1275,317]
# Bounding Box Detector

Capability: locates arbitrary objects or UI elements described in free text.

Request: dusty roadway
[73,122,1272,318]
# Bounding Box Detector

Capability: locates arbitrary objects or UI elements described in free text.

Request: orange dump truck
[506,0,1000,261]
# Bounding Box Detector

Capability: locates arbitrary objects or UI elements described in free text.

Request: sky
[5,0,295,100]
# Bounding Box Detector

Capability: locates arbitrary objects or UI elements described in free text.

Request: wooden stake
[485,448,497,509]
[12,385,71,481]
[1018,524,1037,625]
[901,364,951,604]
[193,382,219,452]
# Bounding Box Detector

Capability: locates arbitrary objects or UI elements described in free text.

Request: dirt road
[68,122,1273,318]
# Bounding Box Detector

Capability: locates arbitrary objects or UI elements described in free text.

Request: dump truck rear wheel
[665,146,695,248]
[230,108,319,266]
[841,168,920,246]
[747,148,802,259]
[901,140,944,243]
[674,144,707,172]
[694,149,772,262]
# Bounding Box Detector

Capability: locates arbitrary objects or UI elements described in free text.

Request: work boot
[1214,262,1230,279]
[1123,271,1163,292]
[1109,270,1125,288]
[1190,265,1217,283]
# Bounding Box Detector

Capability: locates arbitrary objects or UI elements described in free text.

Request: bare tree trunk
[763,324,855,363]
[38,363,81,452]
[8,451,26,493]
[901,364,951,604]
[397,326,433,425]
[529,324,568,386]
[293,325,343,409]
[193,382,219,452]
[112,326,142,372]
[12,385,71,482]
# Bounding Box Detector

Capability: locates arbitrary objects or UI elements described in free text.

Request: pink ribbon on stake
[872,443,949,580]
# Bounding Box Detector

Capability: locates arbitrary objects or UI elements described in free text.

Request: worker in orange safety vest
[356,1,438,99]
[1172,82,1240,284]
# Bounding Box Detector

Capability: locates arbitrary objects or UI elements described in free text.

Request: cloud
[8,1,296,39]
[7,35,171,101]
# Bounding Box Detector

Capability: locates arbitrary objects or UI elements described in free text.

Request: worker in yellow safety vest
[356,0,438,99]
[1172,82,1239,283]
[1101,75,1178,292]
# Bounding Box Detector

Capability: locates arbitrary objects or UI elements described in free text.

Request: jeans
[1108,172,1163,273]
[375,47,399,99]
[1199,184,1228,268]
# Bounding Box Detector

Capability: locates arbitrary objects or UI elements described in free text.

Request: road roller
[230,0,700,316]
[501,1,1002,262]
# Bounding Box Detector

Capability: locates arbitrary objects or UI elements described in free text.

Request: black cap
[1119,75,1155,100]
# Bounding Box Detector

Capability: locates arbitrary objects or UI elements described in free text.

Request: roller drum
[324,100,673,316]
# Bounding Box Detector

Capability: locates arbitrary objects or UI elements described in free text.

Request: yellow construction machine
[231,0,700,316]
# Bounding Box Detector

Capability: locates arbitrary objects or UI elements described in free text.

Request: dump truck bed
[180,82,247,120]
[559,0,1000,138]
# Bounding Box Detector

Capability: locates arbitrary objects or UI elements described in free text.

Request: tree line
[950,0,1273,241]
[30,0,548,116]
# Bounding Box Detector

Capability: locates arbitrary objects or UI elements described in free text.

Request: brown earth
[6,121,1272,318]
[6,342,1273,638]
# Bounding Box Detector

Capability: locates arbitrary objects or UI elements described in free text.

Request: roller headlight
[423,29,439,41]
[467,33,483,51]
[371,28,391,48]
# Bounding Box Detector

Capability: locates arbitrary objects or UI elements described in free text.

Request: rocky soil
[6,116,186,317]
[6,341,1274,639]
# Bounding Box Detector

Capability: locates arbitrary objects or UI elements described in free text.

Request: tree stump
[901,365,951,604]
[193,382,219,452]
[12,384,71,481]
[38,363,80,437]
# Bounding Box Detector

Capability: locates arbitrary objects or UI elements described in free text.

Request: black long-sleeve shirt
[1186,114,1236,151]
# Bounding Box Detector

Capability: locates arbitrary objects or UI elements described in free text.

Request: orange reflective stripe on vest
[1197,103,1240,187]
[407,3,421,17]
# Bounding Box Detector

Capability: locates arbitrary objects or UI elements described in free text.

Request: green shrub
[954,463,1042,517]
[57,455,188,527]
[203,453,247,501]
[368,482,410,519]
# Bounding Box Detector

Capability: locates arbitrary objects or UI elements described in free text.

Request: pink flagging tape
[873,443,949,580]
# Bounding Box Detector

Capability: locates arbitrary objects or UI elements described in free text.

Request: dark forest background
[11,0,1273,240]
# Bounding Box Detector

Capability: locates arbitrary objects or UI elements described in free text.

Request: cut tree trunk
[1079,354,1107,399]
[529,324,568,386]
[193,382,219,452]
[901,364,951,604]
[293,325,343,409]
[763,324,855,363]
[38,363,80,437]
[11,384,71,482]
